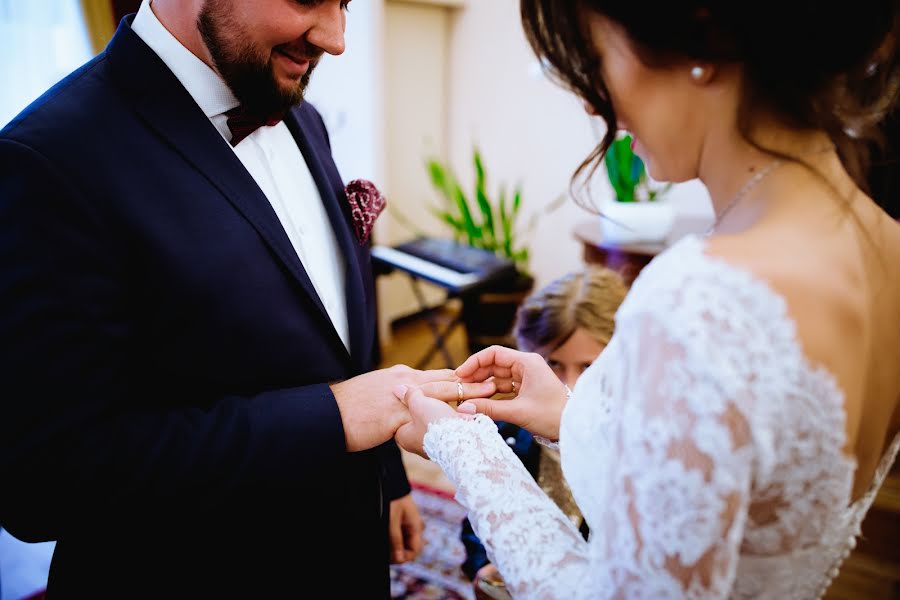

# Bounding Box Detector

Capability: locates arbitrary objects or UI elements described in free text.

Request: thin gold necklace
[705,144,837,237]
[705,159,783,237]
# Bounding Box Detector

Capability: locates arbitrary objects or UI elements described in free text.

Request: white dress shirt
[132,0,350,351]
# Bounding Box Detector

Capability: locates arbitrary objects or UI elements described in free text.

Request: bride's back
[706,175,900,502]
[592,217,900,597]
[854,205,900,494]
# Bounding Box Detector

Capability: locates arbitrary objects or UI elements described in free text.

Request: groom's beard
[197,1,321,117]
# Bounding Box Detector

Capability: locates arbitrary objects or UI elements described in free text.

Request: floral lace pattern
[423,235,900,599]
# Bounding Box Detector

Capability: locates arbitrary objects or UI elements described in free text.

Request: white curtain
[0,0,92,128]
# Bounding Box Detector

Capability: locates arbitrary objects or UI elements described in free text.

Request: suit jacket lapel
[105,18,349,359]
[285,110,368,366]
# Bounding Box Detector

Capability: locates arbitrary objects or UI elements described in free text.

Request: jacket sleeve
[377,440,412,500]
[0,138,352,542]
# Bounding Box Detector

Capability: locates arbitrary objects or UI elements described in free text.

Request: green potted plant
[425,148,551,352]
[601,133,675,244]
[427,148,533,269]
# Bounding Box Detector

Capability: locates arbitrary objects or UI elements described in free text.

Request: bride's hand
[455,345,569,441]
[393,381,496,457]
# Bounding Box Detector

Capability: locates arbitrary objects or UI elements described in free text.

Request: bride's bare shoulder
[702,226,867,373]
[701,228,861,309]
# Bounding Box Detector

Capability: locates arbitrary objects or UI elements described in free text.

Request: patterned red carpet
[390,485,474,600]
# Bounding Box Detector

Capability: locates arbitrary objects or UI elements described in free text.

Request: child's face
[546,328,607,389]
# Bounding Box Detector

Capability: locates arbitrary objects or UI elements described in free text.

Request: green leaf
[511,248,529,265]
[607,136,646,202]
[474,148,486,189]
[473,149,496,248]
[605,139,627,201]
[430,207,464,234]
[618,139,636,202]
[427,159,453,206]
[630,153,645,183]
[453,182,481,245]
[475,189,495,249]
[505,187,525,260]
[605,138,620,179]
[499,186,512,258]
[647,182,673,202]
[424,148,533,270]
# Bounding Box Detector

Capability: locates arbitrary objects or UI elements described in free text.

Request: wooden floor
[380,308,900,598]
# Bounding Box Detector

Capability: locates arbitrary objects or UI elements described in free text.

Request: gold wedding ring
[456,381,464,402]
[511,380,517,393]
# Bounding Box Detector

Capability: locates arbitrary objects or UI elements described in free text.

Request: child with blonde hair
[461,266,629,599]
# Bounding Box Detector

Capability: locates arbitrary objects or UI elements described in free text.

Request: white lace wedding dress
[424,235,900,600]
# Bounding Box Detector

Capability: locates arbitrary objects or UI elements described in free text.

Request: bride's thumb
[457,398,513,423]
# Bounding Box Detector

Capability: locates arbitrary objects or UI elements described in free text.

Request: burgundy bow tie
[225,106,285,146]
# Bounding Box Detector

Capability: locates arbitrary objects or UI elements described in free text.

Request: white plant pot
[600,201,676,245]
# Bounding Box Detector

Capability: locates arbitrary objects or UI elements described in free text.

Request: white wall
[305,0,714,330]
[0,1,93,128]
[376,1,459,341]
[304,0,386,186]
[444,0,712,289]
[306,0,458,344]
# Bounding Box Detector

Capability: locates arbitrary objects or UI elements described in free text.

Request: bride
[393,1,900,598]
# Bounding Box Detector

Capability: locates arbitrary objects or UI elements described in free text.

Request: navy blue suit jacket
[0,16,404,597]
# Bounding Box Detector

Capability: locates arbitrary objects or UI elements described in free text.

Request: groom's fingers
[389,505,405,564]
[405,514,424,558]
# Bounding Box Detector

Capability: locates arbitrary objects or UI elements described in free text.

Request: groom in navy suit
[0,0,448,596]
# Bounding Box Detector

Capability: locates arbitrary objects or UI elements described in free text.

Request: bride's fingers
[456,346,523,379]
[457,365,513,383]
[491,377,520,395]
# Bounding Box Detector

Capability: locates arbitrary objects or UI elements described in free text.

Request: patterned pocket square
[344,179,387,244]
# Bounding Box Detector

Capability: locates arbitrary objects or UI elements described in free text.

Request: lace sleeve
[424,310,759,599]
[424,415,589,598]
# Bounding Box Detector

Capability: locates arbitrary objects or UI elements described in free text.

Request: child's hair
[514,267,629,356]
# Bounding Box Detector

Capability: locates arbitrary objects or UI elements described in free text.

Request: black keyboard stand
[407,276,462,369]
[372,241,516,370]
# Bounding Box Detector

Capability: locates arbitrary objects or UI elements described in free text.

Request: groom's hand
[389,493,424,564]
[392,381,496,457]
[330,366,457,452]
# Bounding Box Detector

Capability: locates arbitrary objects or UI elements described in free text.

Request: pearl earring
[690,66,705,81]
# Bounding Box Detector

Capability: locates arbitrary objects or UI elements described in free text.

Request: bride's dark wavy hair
[521,0,900,215]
